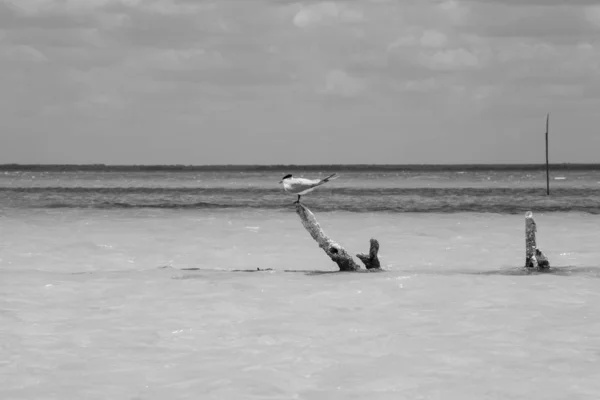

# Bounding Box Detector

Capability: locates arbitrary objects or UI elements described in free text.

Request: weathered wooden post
[525,211,550,269]
[294,203,381,271]
[357,238,381,270]
[545,113,550,196]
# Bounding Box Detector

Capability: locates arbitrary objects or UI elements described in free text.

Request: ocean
[1,166,600,399]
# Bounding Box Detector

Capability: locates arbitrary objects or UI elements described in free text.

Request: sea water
[1,168,600,399]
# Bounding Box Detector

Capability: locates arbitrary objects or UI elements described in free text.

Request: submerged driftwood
[525,211,550,269]
[294,203,381,272]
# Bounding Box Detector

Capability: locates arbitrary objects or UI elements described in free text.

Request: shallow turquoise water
[1,169,600,399]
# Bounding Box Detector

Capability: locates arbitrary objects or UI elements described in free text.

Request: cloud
[1,0,600,163]
[320,69,365,97]
[456,3,597,41]
[123,48,226,71]
[420,48,481,70]
[4,0,197,16]
[402,77,439,92]
[0,2,84,29]
[293,2,363,28]
[437,0,470,25]
[466,0,599,5]
[387,30,485,73]
[420,30,448,48]
[0,44,48,63]
[584,5,600,28]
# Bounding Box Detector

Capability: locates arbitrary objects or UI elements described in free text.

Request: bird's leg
[294,195,301,204]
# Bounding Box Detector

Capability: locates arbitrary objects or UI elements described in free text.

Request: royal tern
[279,173,339,203]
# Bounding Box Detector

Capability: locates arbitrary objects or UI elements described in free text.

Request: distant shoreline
[2,163,600,172]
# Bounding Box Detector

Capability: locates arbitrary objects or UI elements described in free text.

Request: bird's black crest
[281,174,293,180]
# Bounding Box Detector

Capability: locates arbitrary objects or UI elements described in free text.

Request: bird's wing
[287,178,321,191]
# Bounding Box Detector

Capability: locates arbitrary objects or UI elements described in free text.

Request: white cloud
[437,0,470,25]
[584,5,600,28]
[321,69,364,97]
[4,0,202,16]
[96,13,132,30]
[543,83,584,97]
[387,34,418,51]
[495,42,558,63]
[4,0,54,16]
[0,44,48,63]
[420,48,480,70]
[387,29,449,52]
[124,48,226,71]
[403,77,438,92]
[293,2,363,28]
[471,84,502,103]
[577,42,594,52]
[420,30,448,48]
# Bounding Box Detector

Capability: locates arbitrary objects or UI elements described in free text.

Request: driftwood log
[295,203,381,271]
[525,211,550,269]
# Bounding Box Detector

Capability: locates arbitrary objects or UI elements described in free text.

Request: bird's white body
[279,173,339,202]
[282,177,326,195]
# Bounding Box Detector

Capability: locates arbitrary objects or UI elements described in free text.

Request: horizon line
[1,162,600,172]
[2,162,600,166]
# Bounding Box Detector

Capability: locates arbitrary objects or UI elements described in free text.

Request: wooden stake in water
[524,211,550,269]
[546,113,550,196]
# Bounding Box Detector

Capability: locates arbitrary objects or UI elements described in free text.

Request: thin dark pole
[545,113,550,196]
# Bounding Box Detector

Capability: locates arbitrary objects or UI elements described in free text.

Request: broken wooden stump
[294,203,381,272]
[525,211,550,269]
[357,239,381,270]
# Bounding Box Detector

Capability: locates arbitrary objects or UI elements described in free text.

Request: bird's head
[278,174,292,184]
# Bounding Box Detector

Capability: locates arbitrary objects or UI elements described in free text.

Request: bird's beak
[278,180,283,184]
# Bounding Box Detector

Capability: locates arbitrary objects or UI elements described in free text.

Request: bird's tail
[319,173,339,183]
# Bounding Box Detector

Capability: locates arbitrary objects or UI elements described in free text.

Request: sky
[1,0,599,165]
